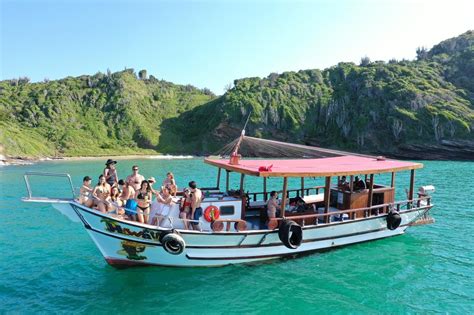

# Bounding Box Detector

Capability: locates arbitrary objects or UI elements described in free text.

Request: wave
[146,155,194,160]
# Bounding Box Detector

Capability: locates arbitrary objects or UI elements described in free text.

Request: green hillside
[1,31,473,159]
[162,31,474,158]
[0,69,215,157]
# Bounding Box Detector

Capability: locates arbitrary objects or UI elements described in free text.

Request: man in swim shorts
[189,181,203,230]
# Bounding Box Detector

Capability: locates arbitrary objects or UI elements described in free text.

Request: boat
[22,134,435,267]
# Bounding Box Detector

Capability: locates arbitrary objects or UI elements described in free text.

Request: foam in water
[147,155,194,159]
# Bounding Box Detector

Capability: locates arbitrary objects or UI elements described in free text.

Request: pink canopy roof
[204,156,422,177]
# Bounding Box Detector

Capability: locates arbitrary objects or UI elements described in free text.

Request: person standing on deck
[92,175,112,213]
[266,191,281,219]
[118,179,136,220]
[126,165,145,191]
[103,159,118,187]
[134,180,152,223]
[189,181,203,230]
[162,172,178,197]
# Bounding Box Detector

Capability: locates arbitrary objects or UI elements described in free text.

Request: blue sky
[1,0,473,94]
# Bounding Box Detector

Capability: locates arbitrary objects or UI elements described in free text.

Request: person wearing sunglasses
[126,165,145,191]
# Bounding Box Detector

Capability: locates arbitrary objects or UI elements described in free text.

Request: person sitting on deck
[162,172,177,197]
[126,165,145,191]
[295,197,306,213]
[103,159,118,187]
[110,186,126,217]
[179,188,192,229]
[338,176,349,190]
[150,186,174,225]
[354,176,367,191]
[92,175,112,213]
[79,176,94,208]
[134,180,152,224]
[189,181,203,230]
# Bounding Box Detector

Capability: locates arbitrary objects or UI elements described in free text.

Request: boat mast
[229,111,252,165]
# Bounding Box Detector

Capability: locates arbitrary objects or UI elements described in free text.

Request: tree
[201,88,215,96]
[360,56,371,66]
[138,69,147,80]
[18,77,30,85]
[224,82,233,92]
[416,46,429,61]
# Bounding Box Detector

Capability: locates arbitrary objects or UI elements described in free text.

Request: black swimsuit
[137,192,149,210]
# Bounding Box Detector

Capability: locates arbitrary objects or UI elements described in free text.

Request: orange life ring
[204,205,220,222]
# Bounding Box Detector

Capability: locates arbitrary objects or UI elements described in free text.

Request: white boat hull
[63,201,428,267]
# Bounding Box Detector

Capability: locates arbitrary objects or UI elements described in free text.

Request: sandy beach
[1,154,195,166]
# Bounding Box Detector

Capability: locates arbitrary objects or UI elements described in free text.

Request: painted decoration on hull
[118,241,148,260]
[100,218,165,241]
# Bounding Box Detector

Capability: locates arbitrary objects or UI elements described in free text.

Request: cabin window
[220,206,235,216]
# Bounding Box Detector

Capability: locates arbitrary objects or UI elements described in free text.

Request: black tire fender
[278,219,303,249]
[161,233,186,255]
[387,210,402,230]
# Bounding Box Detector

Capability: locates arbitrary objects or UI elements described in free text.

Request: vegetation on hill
[0,69,215,157]
[1,31,473,159]
[163,31,474,157]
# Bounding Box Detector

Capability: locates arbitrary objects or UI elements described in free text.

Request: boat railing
[148,214,203,231]
[249,185,326,201]
[23,172,76,201]
[99,196,431,232]
[271,196,432,227]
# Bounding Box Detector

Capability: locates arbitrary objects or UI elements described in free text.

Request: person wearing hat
[148,177,157,191]
[79,176,94,208]
[103,159,118,187]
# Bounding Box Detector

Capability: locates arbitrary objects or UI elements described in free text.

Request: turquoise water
[1,158,473,313]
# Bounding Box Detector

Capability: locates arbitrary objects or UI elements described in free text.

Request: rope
[214,136,377,159]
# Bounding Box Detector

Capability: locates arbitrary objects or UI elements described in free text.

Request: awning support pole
[409,170,415,208]
[263,177,267,201]
[367,174,374,217]
[240,173,246,219]
[301,177,305,197]
[225,170,230,192]
[324,176,331,223]
[280,177,288,219]
[216,168,221,190]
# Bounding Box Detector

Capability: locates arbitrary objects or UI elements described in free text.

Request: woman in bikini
[92,175,112,213]
[79,176,94,208]
[179,188,192,229]
[110,186,126,217]
[103,159,118,187]
[134,180,152,224]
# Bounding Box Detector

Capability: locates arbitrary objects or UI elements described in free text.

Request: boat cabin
[173,153,423,232]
